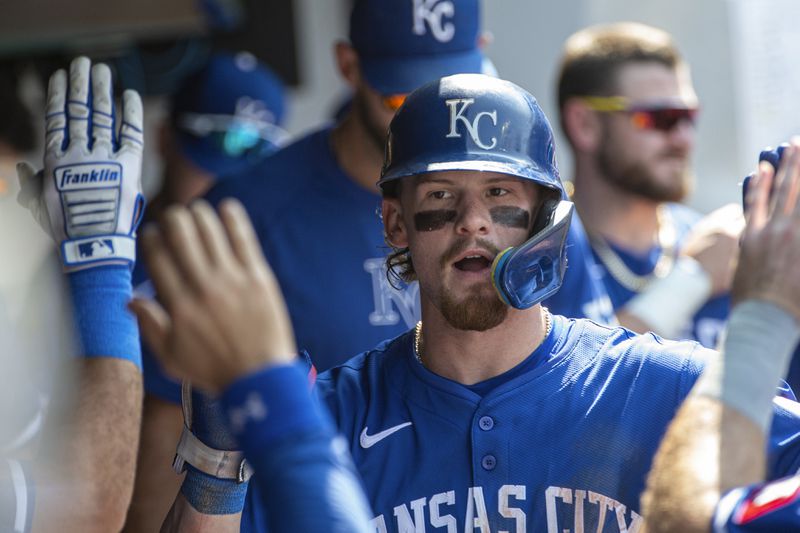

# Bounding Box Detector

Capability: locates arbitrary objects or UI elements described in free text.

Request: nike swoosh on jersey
[359,422,413,449]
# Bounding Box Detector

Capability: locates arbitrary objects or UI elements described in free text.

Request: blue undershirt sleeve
[221,363,372,532]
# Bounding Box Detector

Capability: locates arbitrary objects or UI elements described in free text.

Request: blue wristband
[180,388,249,514]
[180,465,249,515]
[221,361,329,453]
[68,266,141,369]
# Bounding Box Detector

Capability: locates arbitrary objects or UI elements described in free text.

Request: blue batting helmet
[379,73,574,309]
[379,73,563,193]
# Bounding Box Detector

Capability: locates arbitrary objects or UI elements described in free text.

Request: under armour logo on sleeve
[228,392,269,433]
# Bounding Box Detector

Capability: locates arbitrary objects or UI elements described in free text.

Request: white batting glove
[17,56,145,271]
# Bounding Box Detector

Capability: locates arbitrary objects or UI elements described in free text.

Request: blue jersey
[588,203,730,348]
[206,126,419,372]
[544,213,615,324]
[714,472,800,532]
[302,315,800,533]
[136,126,422,401]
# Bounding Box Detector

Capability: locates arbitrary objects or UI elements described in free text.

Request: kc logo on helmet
[445,98,498,150]
[412,0,455,43]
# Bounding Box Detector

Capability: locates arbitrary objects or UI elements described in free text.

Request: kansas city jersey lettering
[445,98,498,150]
[369,485,641,533]
[364,257,420,328]
[412,0,455,42]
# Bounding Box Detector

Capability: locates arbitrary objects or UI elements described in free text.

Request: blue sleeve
[544,213,614,323]
[713,476,800,532]
[221,363,372,533]
[141,342,182,404]
[783,345,800,399]
[766,397,800,478]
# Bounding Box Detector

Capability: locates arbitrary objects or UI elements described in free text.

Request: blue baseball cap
[171,51,288,178]
[349,0,485,95]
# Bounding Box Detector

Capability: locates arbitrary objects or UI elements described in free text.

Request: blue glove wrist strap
[180,465,249,515]
[68,266,141,369]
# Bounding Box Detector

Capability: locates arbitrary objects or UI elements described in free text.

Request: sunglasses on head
[382,93,408,112]
[580,96,699,132]
[177,113,289,159]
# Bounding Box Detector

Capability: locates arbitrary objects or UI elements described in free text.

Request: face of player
[353,80,398,154]
[383,170,540,331]
[595,61,697,203]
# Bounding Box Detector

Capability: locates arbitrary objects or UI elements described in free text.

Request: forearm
[123,394,185,533]
[643,301,799,532]
[33,358,143,533]
[619,256,712,339]
[160,494,241,533]
[642,396,764,533]
[615,309,651,335]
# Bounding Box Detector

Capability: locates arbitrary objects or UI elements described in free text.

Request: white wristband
[692,300,800,433]
[623,256,712,339]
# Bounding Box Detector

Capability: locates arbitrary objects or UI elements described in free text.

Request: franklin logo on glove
[56,163,121,190]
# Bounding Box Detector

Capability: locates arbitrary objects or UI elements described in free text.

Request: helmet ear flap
[531,189,564,237]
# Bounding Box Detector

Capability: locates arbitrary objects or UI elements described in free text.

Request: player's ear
[335,41,361,89]
[562,97,603,153]
[382,198,408,248]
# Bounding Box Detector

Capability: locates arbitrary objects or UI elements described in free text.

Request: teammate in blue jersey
[556,22,743,347]
[643,140,800,533]
[202,0,491,373]
[127,51,289,531]
[132,1,510,526]
[144,74,800,533]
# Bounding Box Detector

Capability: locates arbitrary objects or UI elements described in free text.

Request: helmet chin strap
[491,201,574,309]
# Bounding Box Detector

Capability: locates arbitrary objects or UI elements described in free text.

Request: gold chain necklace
[413,308,553,365]
[587,205,677,292]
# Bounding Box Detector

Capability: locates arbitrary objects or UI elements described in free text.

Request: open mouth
[453,254,493,272]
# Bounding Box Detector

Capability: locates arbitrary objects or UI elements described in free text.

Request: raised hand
[130,199,297,393]
[733,139,800,321]
[17,56,144,270]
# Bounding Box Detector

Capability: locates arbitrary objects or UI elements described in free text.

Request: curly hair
[380,179,418,289]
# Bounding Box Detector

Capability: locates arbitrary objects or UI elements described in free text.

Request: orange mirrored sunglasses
[382,94,408,112]
[581,96,699,132]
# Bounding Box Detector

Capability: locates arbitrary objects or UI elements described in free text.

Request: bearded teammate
[556,22,743,347]
[139,73,800,533]
[643,141,800,532]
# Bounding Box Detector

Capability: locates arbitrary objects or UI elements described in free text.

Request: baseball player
[132,0,511,526]
[140,74,800,533]
[556,22,742,348]
[643,140,800,532]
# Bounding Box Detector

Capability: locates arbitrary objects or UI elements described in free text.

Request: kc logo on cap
[412,0,456,43]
